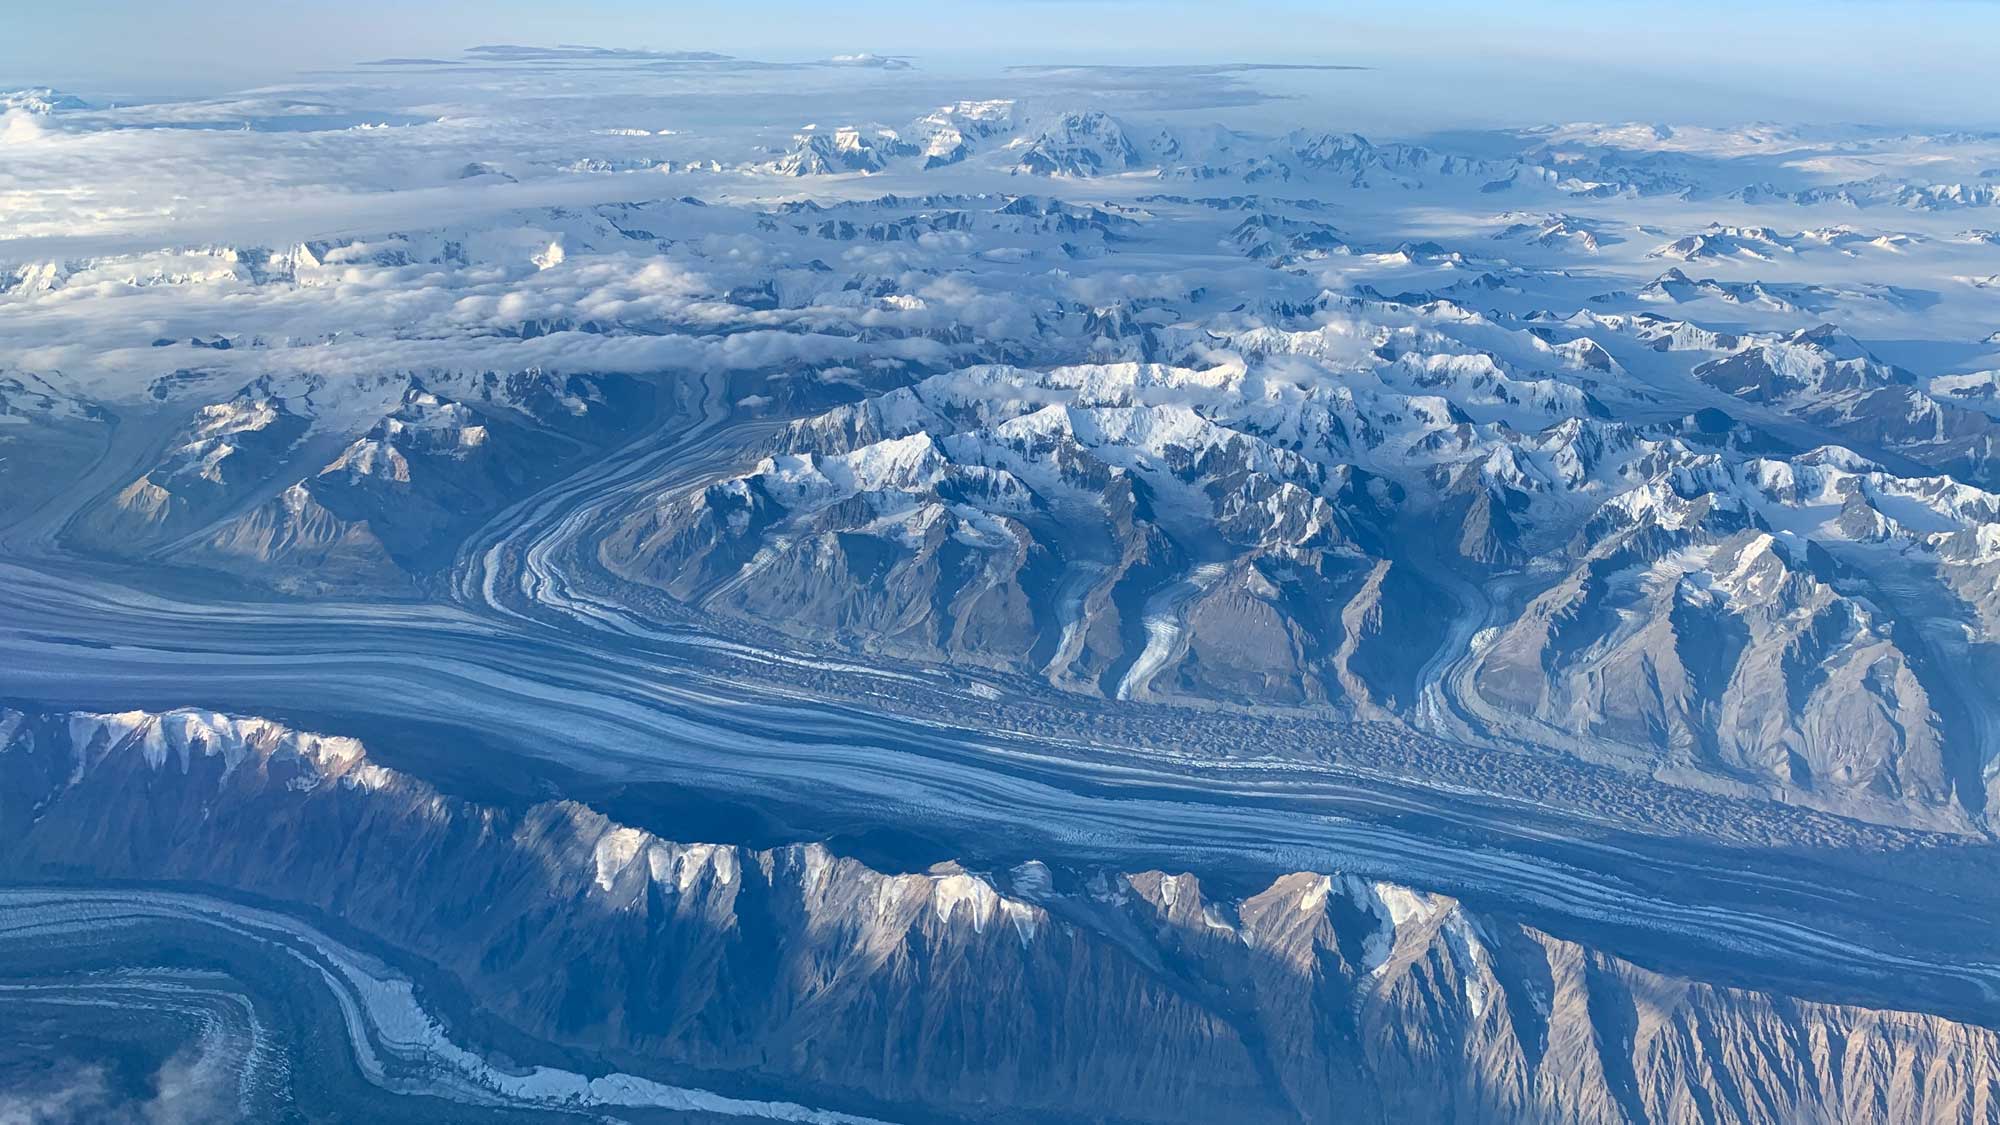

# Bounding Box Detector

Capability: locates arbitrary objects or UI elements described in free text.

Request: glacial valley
[4,45,2000,1122]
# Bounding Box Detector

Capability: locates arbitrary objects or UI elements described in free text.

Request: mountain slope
[2,707,1996,1124]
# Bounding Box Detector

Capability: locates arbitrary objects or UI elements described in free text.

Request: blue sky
[6,0,1997,125]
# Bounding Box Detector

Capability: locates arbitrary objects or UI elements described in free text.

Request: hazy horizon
[7,1,1998,131]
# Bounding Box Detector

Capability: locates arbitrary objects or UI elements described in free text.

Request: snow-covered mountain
[7,705,1999,1125]
[909,98,1015,167]
[608,360,1434,707]
[8,62,2000,1124]
[1,86,89,114]
[71,370,653,593]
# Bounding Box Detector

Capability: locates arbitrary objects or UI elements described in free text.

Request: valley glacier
[4,32,2000,1124]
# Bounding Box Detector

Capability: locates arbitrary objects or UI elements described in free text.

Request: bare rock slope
[1,707,1994,1124]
